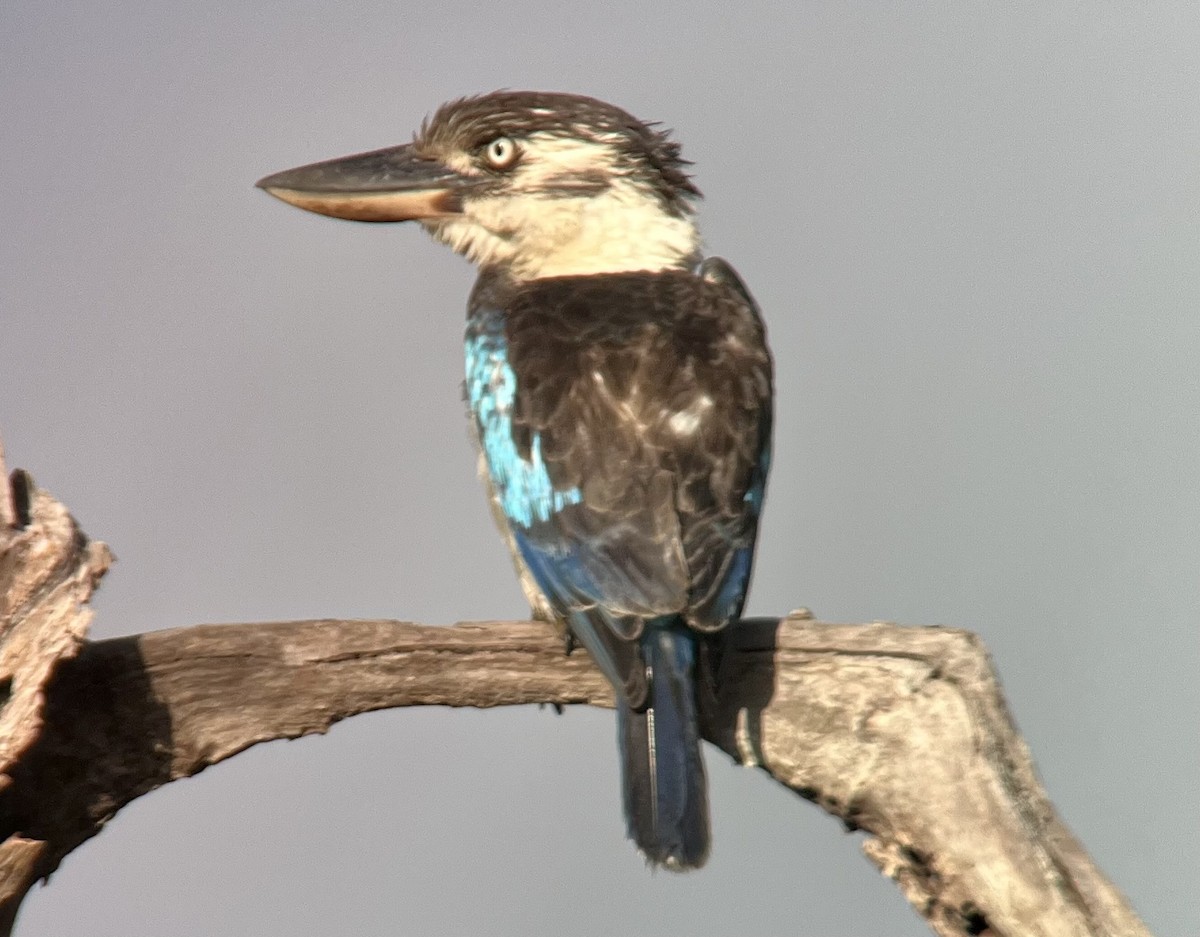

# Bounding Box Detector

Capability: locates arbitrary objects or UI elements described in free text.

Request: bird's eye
[482,136,520,170]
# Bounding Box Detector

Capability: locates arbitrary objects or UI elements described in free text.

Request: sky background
[3,3,1197,936]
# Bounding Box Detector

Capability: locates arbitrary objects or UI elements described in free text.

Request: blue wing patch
[465,319,582,529]
[716,439,770,617]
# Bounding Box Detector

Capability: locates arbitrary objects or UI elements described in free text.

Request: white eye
[483,136,520,170]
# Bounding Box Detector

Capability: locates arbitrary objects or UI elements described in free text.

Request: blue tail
[618,626,709,870]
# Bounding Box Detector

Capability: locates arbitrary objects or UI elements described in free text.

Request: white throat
[422,136,700,280]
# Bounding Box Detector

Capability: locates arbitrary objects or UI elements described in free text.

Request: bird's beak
[256,144,474,222]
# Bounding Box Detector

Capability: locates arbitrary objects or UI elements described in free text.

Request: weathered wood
[0,449,111,936]
[0,453,1151,937]
[0,453,111,778]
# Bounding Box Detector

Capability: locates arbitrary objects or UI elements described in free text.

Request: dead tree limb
[0,449,1151,937]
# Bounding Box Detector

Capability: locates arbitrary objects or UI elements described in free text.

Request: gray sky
[3,3,1197,935]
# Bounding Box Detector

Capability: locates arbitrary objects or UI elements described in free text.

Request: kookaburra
[258,91,773,870]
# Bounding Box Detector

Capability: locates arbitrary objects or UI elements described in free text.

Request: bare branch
[0,455,1151,937]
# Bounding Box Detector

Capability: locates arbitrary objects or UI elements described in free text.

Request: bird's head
[257,91,702,280]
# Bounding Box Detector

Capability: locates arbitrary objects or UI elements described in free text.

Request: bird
[257,91,773,870]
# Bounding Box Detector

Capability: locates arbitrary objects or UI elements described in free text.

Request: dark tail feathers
[618,627,710,870]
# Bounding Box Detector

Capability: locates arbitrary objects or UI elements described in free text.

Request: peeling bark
[0,449,111,935]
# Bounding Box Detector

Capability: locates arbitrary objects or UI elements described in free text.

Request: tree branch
[0,454,1151,937]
